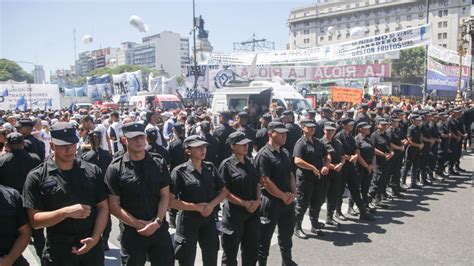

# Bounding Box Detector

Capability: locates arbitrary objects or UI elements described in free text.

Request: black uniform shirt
[24,134,45,161]
[145,143,170,164]
[315,117,332,139]
[429,122,440,140]
[284,123,302,156]
[255,127,269,152]
[237,125,256,157]
[255,143,292,196]
[321,136,344,165]
[335,130,357,156]
[23,158,108,238]
[370,130,391,165]
[213,123,236,164]
[202,133,219,166]
[407,125,422,144]
[0,150,42,193]
[0,185,28,256]
[420,122,432,144]
[171,160,224,204]
[387,127,403,154]
[355,134,374,164]
[168,138,186,171]
[105,152,170,222]
[293,136,327,177]
[437,121,450,152]
[82,148,113,175]
[219,155,258,202]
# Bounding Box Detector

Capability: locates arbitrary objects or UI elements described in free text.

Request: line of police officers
[0,103,471,266]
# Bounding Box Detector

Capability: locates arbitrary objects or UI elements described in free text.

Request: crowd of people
[0,98,473,266]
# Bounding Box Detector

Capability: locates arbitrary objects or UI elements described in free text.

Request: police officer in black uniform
[255,121,297,266]
[23,122,109,265]
[81,129,114,251]
[369,118,394,206]
[0,132,43,257]
[293,119,330,238]
[170,135,228,266]
[214,111,236,165]
[354,122,375,210]
[321,122,346,227]
[168,122,186,172]
[145,127,170,164]
[0,184,31,266]
[402,115,424,189]
[236,112,256,157]
[428,112,442,182]
[105,122,174,265]
[283,110,302,158]
[15,118,45,161]
[419,111,435,185]
[386,116,406,196]
[219,132,261,266]
[200,121,219,167]
[354,103,371,131]
[315,107,333,139]
[255,113,272,152]
[334,118,375,221]
[435,112,450,180]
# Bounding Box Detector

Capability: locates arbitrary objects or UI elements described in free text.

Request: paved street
[23,152,473,265]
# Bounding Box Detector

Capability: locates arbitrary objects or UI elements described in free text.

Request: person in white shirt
[107,112,124,154]
[143,110,164,147]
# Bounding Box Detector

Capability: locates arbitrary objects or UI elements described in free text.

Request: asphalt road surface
[23,152,473,265]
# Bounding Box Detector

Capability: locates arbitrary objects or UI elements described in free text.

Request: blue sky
[1,0,314,80]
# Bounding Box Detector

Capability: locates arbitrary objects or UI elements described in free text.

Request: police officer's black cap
[390,115,401,122]
[392,108,402,114]
[340,117,355,125]
[335,109,343,115]
[15,118,34,128]
[307,110,316,115]
[219,111,233,120]
[360,103,369,109]
[267,121,289,133]
[409,114,422,120]
[319,107,332,113]
[300,119,317,128]
[357,122,372,129]
[50,122,79,145]
[262,113,272,121]
[420,110,430,116]
[200,121,211,131]
[283,110,293,116]
[145,127,158,137]
[226,131,252,145]
[238,111,249,118]
[6,132,23,144]
[122,122,146,138]
[346,109,354,114]
[440,112,449,117]
[183,135,208,149]
[324,122,337,130]
[376,117,389,125]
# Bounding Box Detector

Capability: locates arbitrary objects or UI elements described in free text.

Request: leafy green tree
[390,47,426,84]
[0,59,34,83]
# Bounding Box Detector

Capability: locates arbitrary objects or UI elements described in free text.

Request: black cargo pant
[449,139,461,169]
[120,223,174,266]
[402,146,421,185]
[428,143,438,174]
[389,153,403,190]
[42,234,104,266]
[436,146,449,173]
[342,163,367,213]
[259,193,295,265]
[295,173,329,228]
[369,159,390,199]
[420,143,431,181]
[174,211,219,266]
[221,204,260,266]
[356,164,373,206]
[326,171,342,216]
[32,228,45,258]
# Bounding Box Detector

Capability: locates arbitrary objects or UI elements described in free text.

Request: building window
[418,13,424,19]
[346,23,350,28]
[303,29,310,35]
[443,32,447,39]
[356,3,360,8]
[320,28,325,34]
[442,44,447,48]
[438,10,443,17]
[407,14,412,21]
[443,10,448,16]
[365,20,370,26]
[375,19,379,25]
[385,27,390,33]
[329,35,333,41]
[443,21,447,27]
[304,22,310,26]
[337,34,341,40]
[320,36,324,41]
[438,33,442,39]
[337,17,342,22]
[346,4,350,9]
[320,19,325,24]
[396,16,401,23]
[438,22,443,28]
[385,17,390,23]
[375,29,380,35]
[355,21,360,26]
[346,32,350,38]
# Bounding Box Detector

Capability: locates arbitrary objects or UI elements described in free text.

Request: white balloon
[327,26,335,35]
[350,27,365,39]
[82,35,93,44]
[129,15,149,33]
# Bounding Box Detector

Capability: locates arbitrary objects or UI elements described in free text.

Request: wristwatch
[154,217,162,225]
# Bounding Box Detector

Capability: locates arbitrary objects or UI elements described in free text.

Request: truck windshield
[160,101,184,111]
[285,99,311,111]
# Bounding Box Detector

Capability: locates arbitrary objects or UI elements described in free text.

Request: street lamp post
[455,22,470,105]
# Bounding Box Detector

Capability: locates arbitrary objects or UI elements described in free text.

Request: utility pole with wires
[233,33,275,52]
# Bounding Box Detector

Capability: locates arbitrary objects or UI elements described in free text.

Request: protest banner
[0,84,60,110]
[331,87,364,104]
